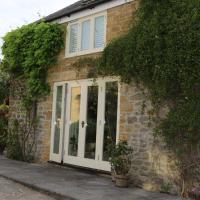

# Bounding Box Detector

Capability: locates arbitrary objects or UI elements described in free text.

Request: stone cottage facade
[9,0,177,193]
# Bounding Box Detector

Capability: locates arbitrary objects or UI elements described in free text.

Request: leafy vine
[2,22,64,110]
[1,22,64,161]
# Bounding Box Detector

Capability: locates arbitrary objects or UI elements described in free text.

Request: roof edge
[45,0,113,22]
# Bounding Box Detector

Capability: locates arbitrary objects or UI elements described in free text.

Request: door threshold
[48,160,111,177]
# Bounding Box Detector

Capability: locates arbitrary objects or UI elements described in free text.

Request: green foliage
[159,96,200,149]
[98,36,131,81]
[6,119,37,162]
[2,22,64,109]
[0,104,9,113]
[0,65,9,105]
[97,0,200,193]
[6,121,23,161]
[72,57,99,78]
[160,181,172,194]
[2,22,64,162]
[107,141,132,175]
[0,116,8,151]
[99,0,200,103]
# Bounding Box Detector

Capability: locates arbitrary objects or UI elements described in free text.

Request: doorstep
[0,156,182,200]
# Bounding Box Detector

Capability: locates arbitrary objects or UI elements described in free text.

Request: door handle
[81,121,85,128]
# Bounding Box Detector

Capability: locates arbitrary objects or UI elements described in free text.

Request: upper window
[94,16,105,48]
[66,13,107,57]
[69,24,78,53]
[81,20,90,51]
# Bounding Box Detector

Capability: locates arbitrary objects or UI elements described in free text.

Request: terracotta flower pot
[115,174,129,188]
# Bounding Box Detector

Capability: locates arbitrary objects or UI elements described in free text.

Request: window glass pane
[103,82,118,161]
[68,87,81,157]
[94,16,105,48]
[81,20,90,51]
[84,86,98,159]
[53,86,63,154]
[69,24,78,53]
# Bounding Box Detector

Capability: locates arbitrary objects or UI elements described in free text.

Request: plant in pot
[105,139,117,182]
[107,140,132,188]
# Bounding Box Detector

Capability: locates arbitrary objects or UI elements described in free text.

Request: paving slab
[0,177,54,200]
[0,156,182,200]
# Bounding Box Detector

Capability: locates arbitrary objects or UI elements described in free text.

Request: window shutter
[81,20,90,51]
[94,16,105,48]
[69,24,78,53]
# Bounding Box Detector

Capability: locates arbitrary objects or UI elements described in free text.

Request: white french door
[50,78,119,172]
[50,83,66,162]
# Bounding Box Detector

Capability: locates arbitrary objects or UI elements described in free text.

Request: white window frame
[50,77,121,172]
[65,11,107,58]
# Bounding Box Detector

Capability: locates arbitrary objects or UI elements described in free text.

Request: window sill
[65,47,104,58]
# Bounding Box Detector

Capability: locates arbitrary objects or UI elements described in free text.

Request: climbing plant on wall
[1,22,64,161]
[0,65,9,105]
[97,0,200,196]
[2,22,64,109]
[0,64,9,155]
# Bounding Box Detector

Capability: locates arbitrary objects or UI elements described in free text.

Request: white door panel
[50,84,66,163]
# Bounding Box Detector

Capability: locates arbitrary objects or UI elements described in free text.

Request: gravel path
[0,177,54,200]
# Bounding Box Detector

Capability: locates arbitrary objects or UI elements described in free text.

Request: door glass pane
[94,16,105,48]
[84,86,98,159]
[53,86,63,154]
[81,20,90,51]
[103,82,118,161]
[68,87,81,156]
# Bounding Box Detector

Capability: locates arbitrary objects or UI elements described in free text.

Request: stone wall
[119,82,178,193]
[35,0,139,162]
[9,0,178,193]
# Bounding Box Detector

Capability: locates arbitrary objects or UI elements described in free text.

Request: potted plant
[107,140,132,188]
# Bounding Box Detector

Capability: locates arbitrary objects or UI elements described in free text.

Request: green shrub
[6,120,23,160]
[161,181,172,194]
[6,134,23,161]
[0,67,9,105]
[0,116,8,151]
[0,104,9,113]
[6,119,37,162]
